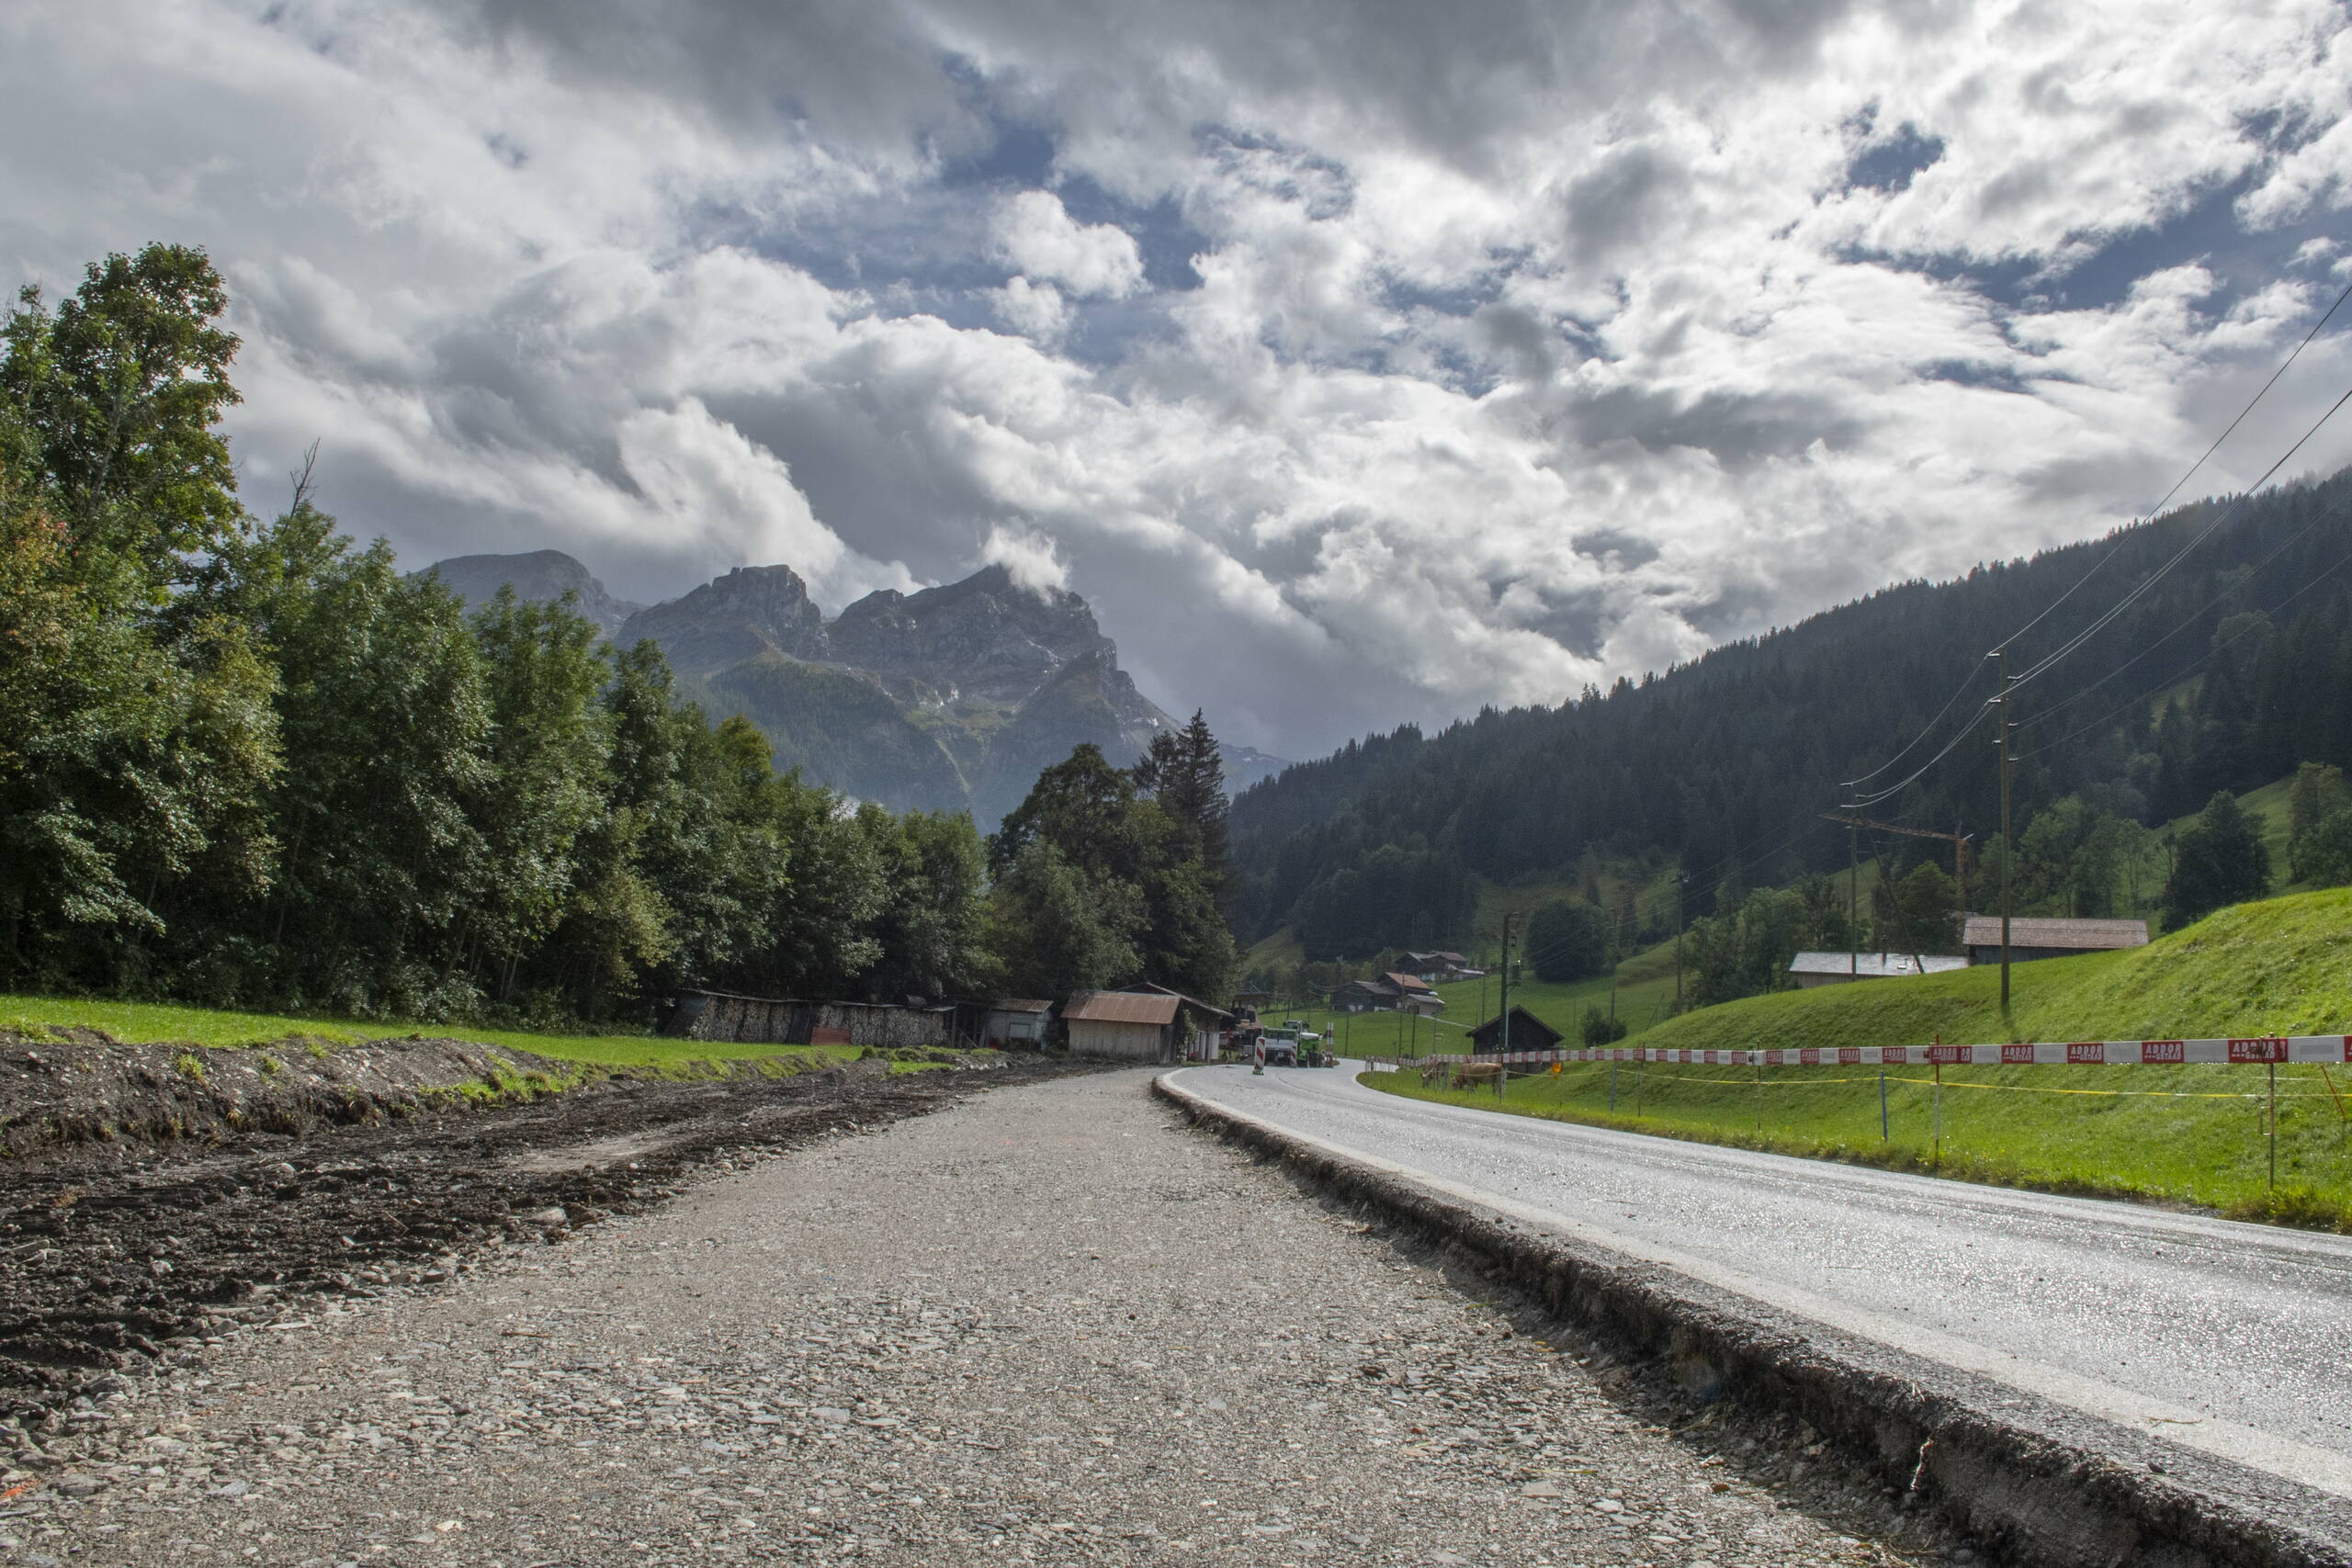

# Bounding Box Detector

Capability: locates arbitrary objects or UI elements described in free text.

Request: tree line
[1,243,1235,1024]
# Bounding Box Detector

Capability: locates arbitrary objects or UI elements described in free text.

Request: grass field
[0,993,858,1070]
[1363,887,2352,1226]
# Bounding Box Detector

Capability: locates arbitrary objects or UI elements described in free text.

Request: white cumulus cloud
[989,188,1146,299]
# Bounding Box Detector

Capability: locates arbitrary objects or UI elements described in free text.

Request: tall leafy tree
[865,807,997,999]
[1883,863,1959,953]
[1,244,243,585]
[0,247,277,988]
[2286,761,2350,883]
[209,503,492,1014]
[2164,791,2272,930]
[467,589,614,998]
[1526,897,1614,983]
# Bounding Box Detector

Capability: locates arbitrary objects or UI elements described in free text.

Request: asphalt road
[1165,1060,2352,1497]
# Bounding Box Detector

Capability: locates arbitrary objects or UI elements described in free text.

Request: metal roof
[1788,952,1971,978]
[1381,972,1435,992]
[1467,1006,1564,1046]
[1959,917,2149,951]
[990,998,1054,1014]
[1132,982,1234,1020]
[1063,991,1182,1025]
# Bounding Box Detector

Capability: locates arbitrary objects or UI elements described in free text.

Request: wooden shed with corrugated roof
[1961,916,2148,965]
[1062,989,1230,1063]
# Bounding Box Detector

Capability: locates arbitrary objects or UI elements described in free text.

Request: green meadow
[1365,889,2352,1228]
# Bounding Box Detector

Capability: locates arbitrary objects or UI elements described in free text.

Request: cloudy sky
[6,1,2352,757]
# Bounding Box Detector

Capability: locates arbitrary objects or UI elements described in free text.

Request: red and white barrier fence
[1392,1035,2349,1068]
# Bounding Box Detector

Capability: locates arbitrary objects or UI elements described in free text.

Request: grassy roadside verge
[1362,1062,2352,1229]
[1353,889,2352,1231]
[0,992,863,1072]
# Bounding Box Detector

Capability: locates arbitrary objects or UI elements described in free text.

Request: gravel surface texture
[0,1051,1062,1420]
[0,1068,1911,1568]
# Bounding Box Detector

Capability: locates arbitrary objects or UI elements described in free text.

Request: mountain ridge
[1228,469,2352,959]
[418,550,1286,824]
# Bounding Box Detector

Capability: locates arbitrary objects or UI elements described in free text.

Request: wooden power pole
[1498,911,1514,1058]
[1819,813,1976,908]
[1994,646,2017,1010]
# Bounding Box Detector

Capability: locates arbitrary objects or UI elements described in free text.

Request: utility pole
[1994,647,2017,1010]
[1498,911,1514,1059]
[1820,812,1973,908]
[1673,874,1687,1010]
[1847,804,1860,977]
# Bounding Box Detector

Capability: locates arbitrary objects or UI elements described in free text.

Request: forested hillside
[1233,466,2352,961]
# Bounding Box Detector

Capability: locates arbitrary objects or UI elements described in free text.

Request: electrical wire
[2012,488,2352,739]
[1996,275,2352,659]
[1837,277,2352,792]
[2013,531,2352,762]
[2007,381,2352,694]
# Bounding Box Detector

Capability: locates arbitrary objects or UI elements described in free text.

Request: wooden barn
[1466,1006,1564,1055]
[1063,990,1230,1064]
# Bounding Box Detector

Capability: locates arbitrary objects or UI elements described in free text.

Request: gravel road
[1,1069,1906,1568]
[0,1050,1067,1420]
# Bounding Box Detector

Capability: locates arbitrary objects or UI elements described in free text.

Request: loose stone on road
[11,1069,1893,1566]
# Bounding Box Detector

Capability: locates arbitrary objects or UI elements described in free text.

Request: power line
[2013,528,2352,763]
[2012,488,2352,739]
[1997,275,2352,658]
[1838,277,2352,792]
[2007,381,2352,694]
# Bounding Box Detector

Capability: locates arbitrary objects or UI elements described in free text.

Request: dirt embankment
[0,1030,589,1159]
[0,1030,1080,1434]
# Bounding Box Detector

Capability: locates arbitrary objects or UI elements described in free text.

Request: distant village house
[1329,973,1444,1015]
[1786,952,1971,988]
[1960,916,2149,965]
[1467,1006,1563,1055]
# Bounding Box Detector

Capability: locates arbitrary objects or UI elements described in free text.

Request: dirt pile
[0,1030,585,1159]
[0,1036,1077,1429]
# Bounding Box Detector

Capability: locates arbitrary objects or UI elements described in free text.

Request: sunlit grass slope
[0,993,850,1069]
[1366,889,2352,1227]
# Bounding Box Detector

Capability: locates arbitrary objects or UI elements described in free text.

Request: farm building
[658,990,953,1048]
[1787,952,1971,988]
[1329,978,1398,1012]
[1402,951,1475,982]
[1960,916,2149,965]
[981,999,1053,1050]
[1466,1007,1564,1055]
[1331,974,1443,1013]
[1063,990,1232,1064]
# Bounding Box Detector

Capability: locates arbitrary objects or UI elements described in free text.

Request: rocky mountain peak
[413,549,645,636]
[830,562,1109,707]
[415,547,1284,826]
[616,564,830,673]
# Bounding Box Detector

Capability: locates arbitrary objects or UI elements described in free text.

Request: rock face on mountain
[417,549,645,636]
[616,565,831,673]
[415,551,1260,827]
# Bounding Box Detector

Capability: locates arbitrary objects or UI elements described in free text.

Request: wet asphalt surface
[1168,1063,2352,1468]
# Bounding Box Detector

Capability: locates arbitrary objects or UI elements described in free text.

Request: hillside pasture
[1363,888,2352,1227]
